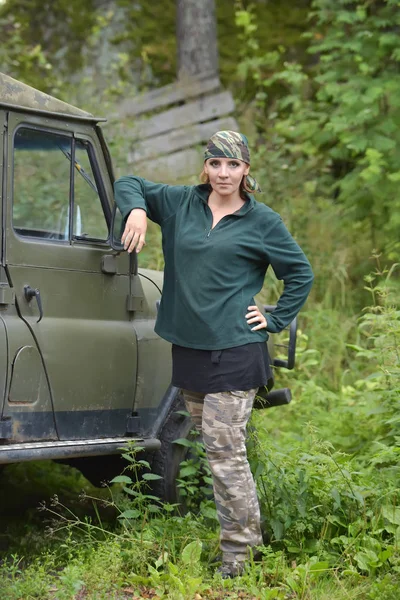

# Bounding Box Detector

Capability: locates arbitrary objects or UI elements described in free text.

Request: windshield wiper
[59,147,98,194]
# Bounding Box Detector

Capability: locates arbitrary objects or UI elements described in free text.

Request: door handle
[24,285,44,323]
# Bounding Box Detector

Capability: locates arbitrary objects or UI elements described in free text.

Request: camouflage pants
[181,388,263,562]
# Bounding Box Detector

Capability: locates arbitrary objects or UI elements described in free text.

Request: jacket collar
[193,184,255,217]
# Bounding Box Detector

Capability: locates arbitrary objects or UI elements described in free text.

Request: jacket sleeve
[113,176,187,225]
[263,217,314,334]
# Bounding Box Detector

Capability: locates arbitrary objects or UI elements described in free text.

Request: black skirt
[171,342,273,394]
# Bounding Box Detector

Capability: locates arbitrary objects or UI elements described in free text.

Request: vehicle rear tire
[58,454,126,488]
[150,391,195,505]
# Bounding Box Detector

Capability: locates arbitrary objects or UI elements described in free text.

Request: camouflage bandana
[204,130,261,193]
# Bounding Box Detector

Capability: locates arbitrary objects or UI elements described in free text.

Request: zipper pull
[207,229,211,238]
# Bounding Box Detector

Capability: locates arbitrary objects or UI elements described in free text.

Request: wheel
[57,454,126,487]
[150,391,195,504]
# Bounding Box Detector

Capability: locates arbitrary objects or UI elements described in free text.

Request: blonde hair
[199,167,253,198]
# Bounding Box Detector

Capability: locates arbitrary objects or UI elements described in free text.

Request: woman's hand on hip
[246,305,268,331]
[122,208,147,253]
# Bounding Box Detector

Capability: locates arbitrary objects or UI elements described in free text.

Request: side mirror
[264,305,297,370]
[110,202,124,251]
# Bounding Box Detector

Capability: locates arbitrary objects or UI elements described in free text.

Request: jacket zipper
[201,194,253,240]
[205,205,231,239]
[206,215,231,239]
[204,202,249,239]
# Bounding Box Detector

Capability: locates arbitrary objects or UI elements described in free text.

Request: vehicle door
[0,108,8,429]
[3,112,137,441]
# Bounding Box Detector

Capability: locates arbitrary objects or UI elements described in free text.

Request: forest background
[0,1,399,599]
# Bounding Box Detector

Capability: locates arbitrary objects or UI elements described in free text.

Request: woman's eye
[229,161,240,167]
[210,161,220,167]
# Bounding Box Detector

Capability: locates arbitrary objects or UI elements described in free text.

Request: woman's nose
[218,164,229,177]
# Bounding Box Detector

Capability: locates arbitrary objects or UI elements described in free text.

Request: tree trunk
[176,0,219,79]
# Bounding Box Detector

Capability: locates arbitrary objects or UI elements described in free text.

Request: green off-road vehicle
[0,73,296,500]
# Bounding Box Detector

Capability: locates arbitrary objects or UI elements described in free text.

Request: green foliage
[174,436,216,518]
[250,261,400,583]
[114,0,177,88]
[0,555,55,600]
[110,0,310,90]
[367,574,400,600]
[236,0,400,273]
[0,0,100,94]
[308,0,400,261]
[0,0,310,97]
[0,445,218,600]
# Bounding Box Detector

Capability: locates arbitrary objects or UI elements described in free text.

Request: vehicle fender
[0,312,56,441]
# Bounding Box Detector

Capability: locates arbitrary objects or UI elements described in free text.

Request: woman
[114,130,314,578]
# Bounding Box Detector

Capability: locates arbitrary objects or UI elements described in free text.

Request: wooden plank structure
[117,71,238,181]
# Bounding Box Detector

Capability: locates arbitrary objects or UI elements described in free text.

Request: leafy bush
[249,262,400,581]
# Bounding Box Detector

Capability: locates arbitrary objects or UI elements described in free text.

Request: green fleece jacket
[114,177,314,350]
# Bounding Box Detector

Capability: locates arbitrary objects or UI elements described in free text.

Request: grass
[0,461,398,599]
[0,290,399,599]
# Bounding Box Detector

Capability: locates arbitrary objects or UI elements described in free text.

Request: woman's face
[204,157,249,196]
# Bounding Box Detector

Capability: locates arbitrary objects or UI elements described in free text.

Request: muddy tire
[150,391,195,504]
[60,454,126,487]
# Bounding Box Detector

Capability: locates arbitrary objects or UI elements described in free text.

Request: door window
[13,128,71,240]
[13,127,108,242]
